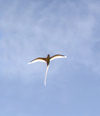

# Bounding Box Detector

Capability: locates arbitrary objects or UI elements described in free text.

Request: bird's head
[47,54,50,57]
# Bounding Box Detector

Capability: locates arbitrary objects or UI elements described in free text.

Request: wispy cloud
[0,0,100,79]
[0,1,100,116]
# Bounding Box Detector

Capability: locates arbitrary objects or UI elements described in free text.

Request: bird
[28,54,67,86]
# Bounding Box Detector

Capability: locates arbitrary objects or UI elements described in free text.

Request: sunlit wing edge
[50,55,67,61]
[28,59,46,64]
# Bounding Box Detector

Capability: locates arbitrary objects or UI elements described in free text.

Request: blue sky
[0,0,100,116]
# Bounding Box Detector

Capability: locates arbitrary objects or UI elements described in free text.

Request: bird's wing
[28,57,46,64]
[50,54,67,61]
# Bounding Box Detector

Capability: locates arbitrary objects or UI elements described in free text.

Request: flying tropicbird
[28,54,67,86]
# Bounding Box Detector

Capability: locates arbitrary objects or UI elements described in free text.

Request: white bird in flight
[28,54,67,86]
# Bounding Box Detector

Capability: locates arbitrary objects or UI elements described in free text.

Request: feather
[44,65,49,87]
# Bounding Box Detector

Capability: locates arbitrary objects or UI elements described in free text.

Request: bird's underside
[28,54,67,86]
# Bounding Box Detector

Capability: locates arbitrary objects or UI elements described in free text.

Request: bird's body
[45,54,50,66]
[28,54,67,86]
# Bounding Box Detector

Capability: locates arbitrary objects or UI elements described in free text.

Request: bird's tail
[44,65,49,87]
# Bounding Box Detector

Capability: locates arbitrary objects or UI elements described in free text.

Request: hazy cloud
[0,0,100,78]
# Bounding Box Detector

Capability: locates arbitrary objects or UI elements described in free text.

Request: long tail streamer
[44,65,49,87]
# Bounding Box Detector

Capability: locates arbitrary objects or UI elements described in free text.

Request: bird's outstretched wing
[50,54,67,61]
[28,57,46,64]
